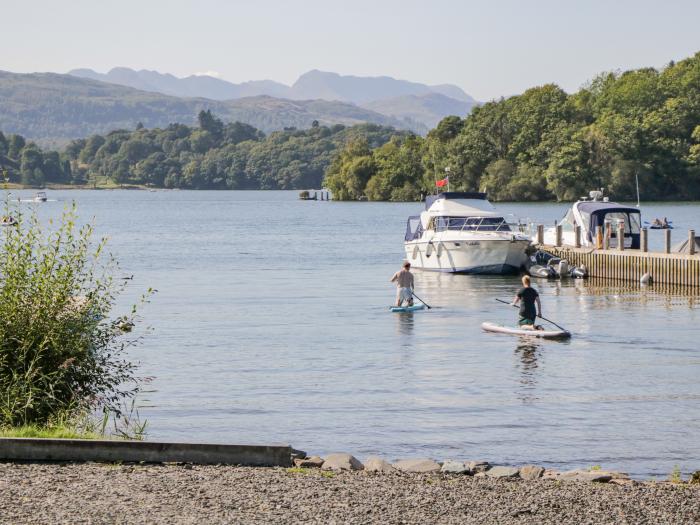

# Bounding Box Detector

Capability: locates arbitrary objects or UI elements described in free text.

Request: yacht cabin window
[429,216,511,232]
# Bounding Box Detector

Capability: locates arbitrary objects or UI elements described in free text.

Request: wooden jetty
[535,225,700,287]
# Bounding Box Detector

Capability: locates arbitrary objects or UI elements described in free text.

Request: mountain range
[0,68,477,145]
[69,68,477,129]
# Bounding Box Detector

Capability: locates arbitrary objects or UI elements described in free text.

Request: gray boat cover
[672,236,700,254]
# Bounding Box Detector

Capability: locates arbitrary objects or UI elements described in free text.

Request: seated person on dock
[512,275,542,330]
[390,261,414,307]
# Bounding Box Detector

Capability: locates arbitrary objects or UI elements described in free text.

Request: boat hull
[404,238,530,275]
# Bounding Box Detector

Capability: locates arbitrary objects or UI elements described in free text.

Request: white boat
[404,192,530,274]
[539,191,641,249]
[33,191,48,202]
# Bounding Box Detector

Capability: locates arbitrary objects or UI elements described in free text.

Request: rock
[559,469,612,483]
[519,465,545,480]
[609,478,638,487]
[473,471,487,478]
[467,461,491,473]
[392,459,441,473]
[486,466,520,479]
[440,460,470,474]
[363,457,394,473]
[691,471,700,484]
[542,469,560,480]
[293,456,324,468]
[290,449,307,461]
[321,453,363,471]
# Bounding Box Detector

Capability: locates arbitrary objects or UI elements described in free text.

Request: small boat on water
[33,191,48,202]
[404,192,530,274]
[481,322,571,339]
[538,190,642,249]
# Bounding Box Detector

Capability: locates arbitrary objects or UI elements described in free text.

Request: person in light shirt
[390,261,415,307]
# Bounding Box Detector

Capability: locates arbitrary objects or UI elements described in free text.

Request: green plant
[320,471,335,478]
[286,467,311,475]
[590,465,602,471]
[0,195,152,428]
[669,465,683,483]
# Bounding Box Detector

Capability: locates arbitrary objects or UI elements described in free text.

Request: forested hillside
[0,71,414,145]
[0,112,401,189]
[325,52,700,201]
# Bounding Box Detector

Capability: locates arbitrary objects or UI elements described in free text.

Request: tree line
[0,112,401,189]
[325,51,700,201]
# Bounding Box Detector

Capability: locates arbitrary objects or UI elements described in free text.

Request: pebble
[468,461,491,473]
[1,463,697,524]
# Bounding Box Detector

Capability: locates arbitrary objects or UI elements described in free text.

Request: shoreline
[1,462,698,524]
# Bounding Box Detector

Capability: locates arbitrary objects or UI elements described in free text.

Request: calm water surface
[18,190,700,477]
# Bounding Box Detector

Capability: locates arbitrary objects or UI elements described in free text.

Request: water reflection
[514,338,541,403]
[394,311,415,336]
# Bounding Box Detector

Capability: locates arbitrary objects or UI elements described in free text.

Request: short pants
[396,287,413,304]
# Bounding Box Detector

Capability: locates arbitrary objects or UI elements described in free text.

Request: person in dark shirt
[512,275,542,329]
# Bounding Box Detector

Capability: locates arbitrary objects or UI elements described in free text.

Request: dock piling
[641,228,648,253]
[603,224,610,250]
[595,226,603,249]
[574,225,581,248]
[617,224,625,251]
[664,229,672,254]
[536,224,544,245]
[555,225,562,247]
[690,230,696,256]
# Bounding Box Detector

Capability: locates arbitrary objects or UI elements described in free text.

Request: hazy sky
[4,0,700,100]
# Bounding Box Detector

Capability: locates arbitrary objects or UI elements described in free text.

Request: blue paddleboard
[390,304,426,313]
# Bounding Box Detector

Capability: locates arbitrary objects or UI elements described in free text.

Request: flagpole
[445,167,450,192]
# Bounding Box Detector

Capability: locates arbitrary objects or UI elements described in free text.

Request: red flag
[435,176,449,188]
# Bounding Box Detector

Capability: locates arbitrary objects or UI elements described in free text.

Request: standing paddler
[512,275,542,330]
[391,261,415,307]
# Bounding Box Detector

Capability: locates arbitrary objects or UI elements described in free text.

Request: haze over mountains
[69,68,477,129]
[0,67,477,145]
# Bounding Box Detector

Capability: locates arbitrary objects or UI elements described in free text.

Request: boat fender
[640,272,652,285]
[412,244,419,260]
[426,242,433,257]
[437,242,443,257]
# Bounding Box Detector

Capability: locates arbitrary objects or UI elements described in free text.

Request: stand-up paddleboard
[481,322,571,339]
[390,304,426,313]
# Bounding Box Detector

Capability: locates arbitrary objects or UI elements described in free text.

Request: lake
[15,190,700,478]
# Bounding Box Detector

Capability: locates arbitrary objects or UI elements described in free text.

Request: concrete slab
[0,438,292,466]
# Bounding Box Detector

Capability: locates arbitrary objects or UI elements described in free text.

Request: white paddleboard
[390,304,426,313]
[481,322,570,339]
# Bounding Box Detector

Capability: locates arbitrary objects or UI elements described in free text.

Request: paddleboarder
[512,275,542,330]
[391,261,415,307]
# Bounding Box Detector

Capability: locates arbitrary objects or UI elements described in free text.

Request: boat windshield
[559,208,577,233]
[431,216,511,232]
[603,212,641,234]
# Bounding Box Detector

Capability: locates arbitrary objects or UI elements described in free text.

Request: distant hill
[68,67,476,130]
[362,93,476,129]
[0,71,418,145]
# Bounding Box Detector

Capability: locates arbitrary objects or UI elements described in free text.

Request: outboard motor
[558,259,569,277]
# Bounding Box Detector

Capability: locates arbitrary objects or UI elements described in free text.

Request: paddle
[495,298,568,332]
[411,291,432,309]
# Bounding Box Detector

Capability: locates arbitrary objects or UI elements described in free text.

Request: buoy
[640,272,652,285]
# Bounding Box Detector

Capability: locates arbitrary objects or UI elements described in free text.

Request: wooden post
[641,228,648,253]
[603,224,610,250]
[555,224,562,247]
[595,226,603,250]
[574,225,581,248]
[689,230,696,255]
[664,229,671,254]
[536,224,544,245]
[617,223,625,251]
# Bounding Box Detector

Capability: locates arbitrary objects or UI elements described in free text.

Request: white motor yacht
[540,191,642,249]
[33,191,48,202]
[404,192,531,274]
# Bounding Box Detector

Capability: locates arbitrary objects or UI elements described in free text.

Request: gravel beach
[1,463,699,524]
